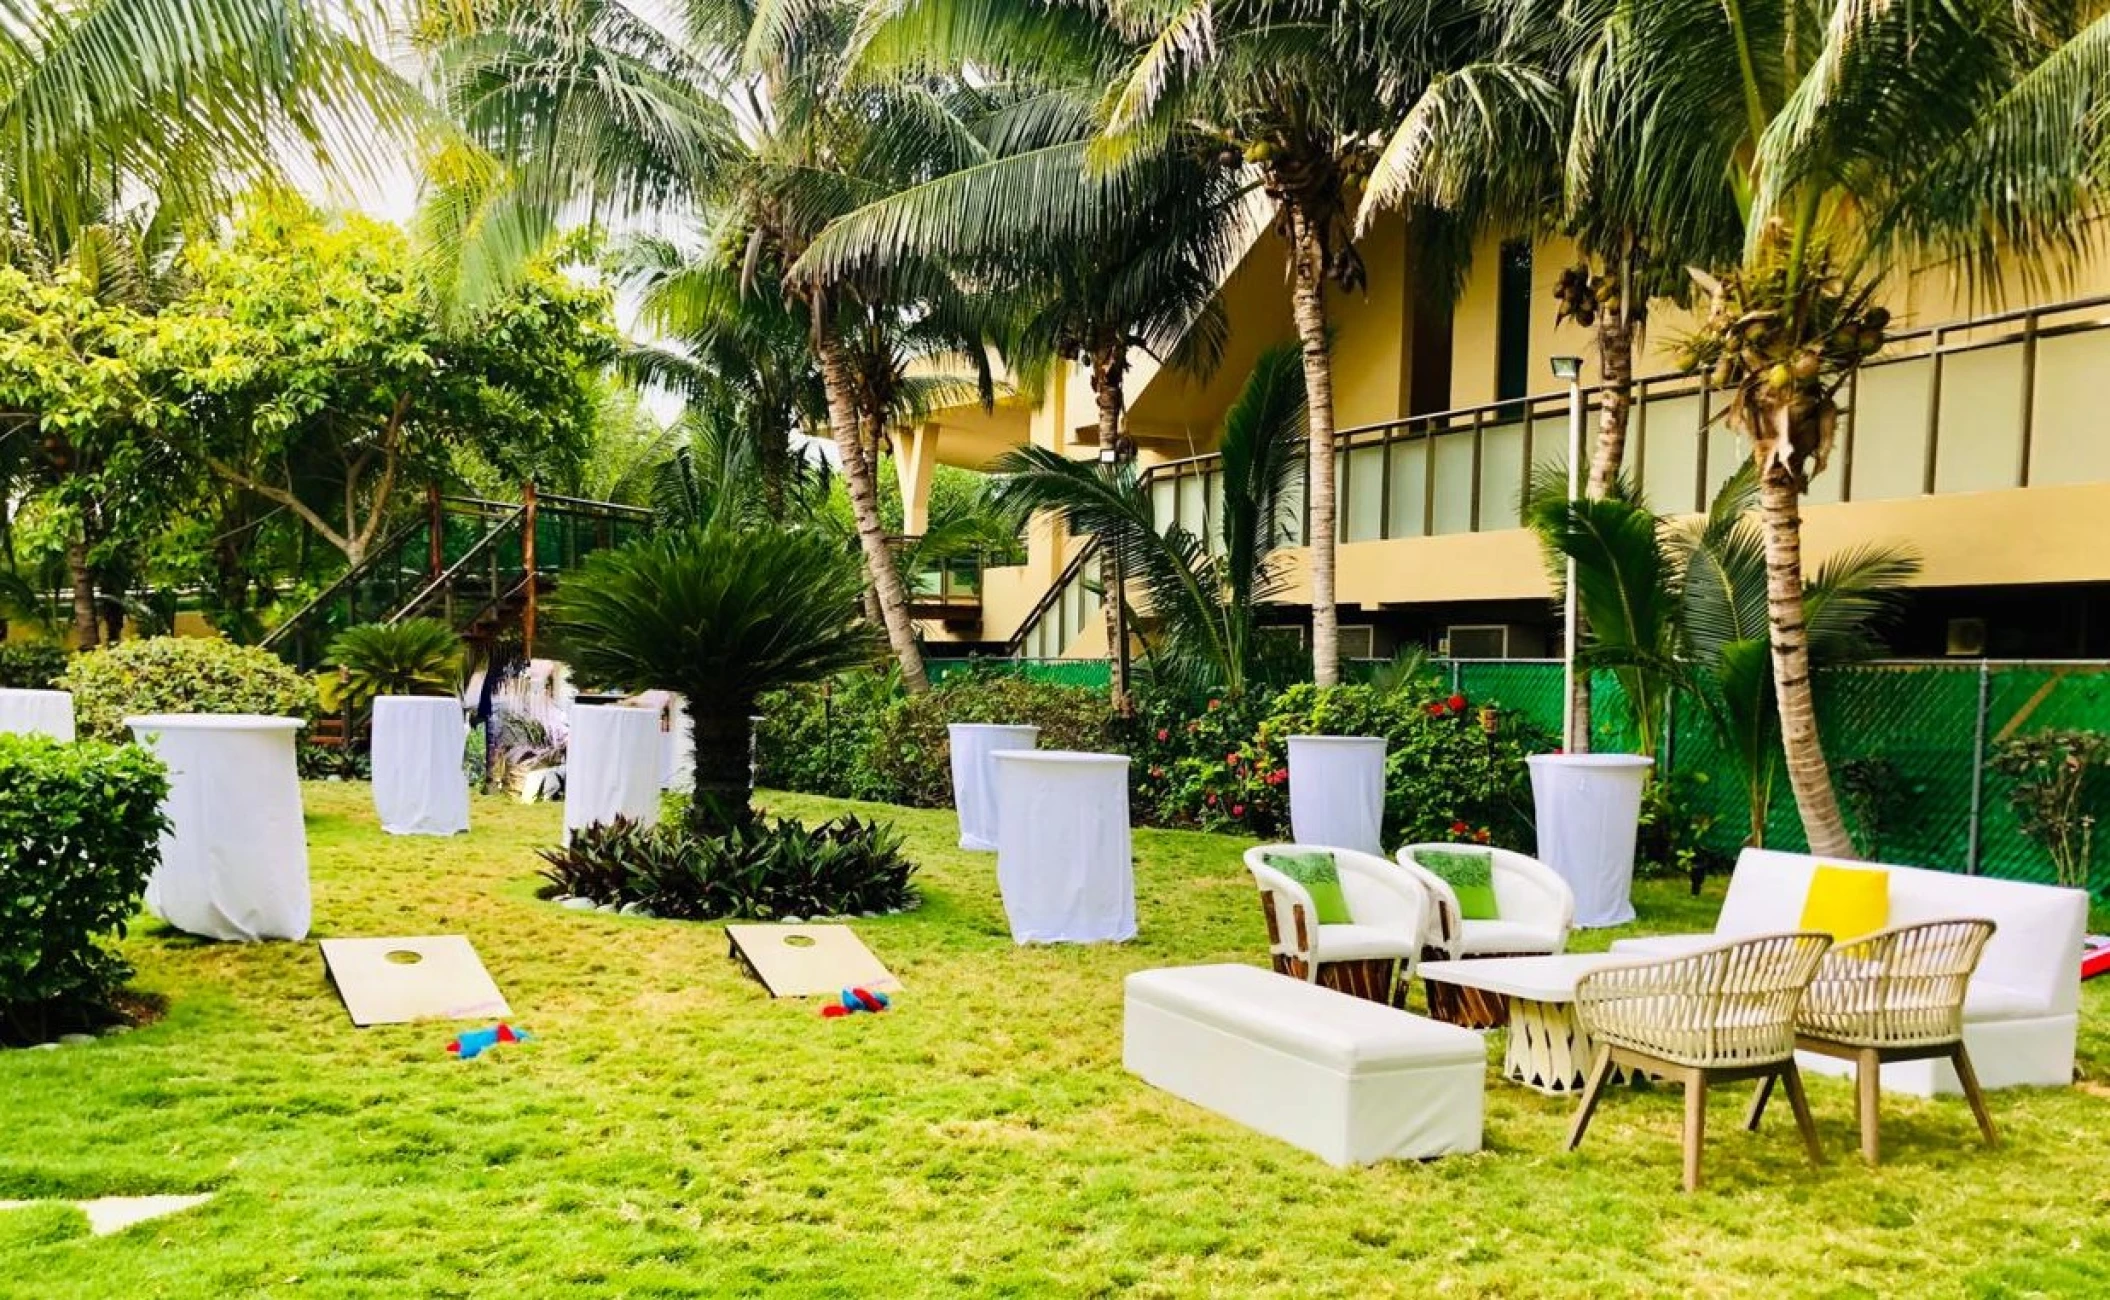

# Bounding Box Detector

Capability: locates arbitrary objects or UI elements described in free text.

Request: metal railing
[262,487,657,668]
[1146,292,2110,544]
[998,292,2110,659]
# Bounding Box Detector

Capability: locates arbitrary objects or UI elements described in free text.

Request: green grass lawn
[3,783,2108,1297]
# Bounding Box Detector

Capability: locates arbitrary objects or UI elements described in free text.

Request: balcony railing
[1002,292,2110,659]
[1145,292,2110,545]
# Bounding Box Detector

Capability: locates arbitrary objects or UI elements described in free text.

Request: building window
[1495,240,1533,414]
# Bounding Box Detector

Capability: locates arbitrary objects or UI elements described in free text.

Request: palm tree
[1670,469,1918,848]
[793,28,1247,704]
[1096,0,1513,688]
[992,342,1304,697]
[546,525,878,838]
[1531,462,1916,846]
[0,0,407,243]
[1581,0,2110,855]
[419,0,982,693]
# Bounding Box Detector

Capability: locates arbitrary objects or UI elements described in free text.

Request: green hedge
[0,642,67,690]
[0,734,168,1040]
[58,636,318,742]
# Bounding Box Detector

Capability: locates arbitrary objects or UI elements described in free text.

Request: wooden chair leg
[1951,1044,1999,1148]
[1745,1073,1776,1132]
[1779,1063,1824,1166]
[1856,1047,1883,1166]
[1682,1074,1708,1193]
[1566,1045,1616,1153]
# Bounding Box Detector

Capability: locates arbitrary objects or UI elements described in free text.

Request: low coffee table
[1416,953,1645,1095]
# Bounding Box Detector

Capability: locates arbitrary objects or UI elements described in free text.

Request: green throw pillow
[1415,847,1499,921]
[1262,850,1352,925]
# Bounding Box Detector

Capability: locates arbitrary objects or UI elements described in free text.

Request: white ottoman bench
[1124,963,1485,1167]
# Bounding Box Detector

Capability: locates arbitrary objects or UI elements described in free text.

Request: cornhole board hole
[725,924,901,998]
[320,936,511,1026]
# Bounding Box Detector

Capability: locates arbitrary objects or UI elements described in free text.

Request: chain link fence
[1448,658,2110,884]
[963,655,2107,883]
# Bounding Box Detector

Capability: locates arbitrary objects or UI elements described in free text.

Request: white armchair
[1243,845,1430,1007]
[1395,844,1576,1026]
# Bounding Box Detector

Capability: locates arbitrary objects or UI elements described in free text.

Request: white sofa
[1612,848,2087,1095]
[1124,963,1485,1166]
[1394,844,1575,959]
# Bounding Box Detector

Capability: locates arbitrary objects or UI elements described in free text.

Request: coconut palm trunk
[1288,205,1340,687]
[813,312,930,695]
[1090,350,1131,707]
[1588,314,1637,499]
[1756,463,1854,857]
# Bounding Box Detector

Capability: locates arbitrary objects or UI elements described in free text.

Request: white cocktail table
[370,695,471,836]
[990,750,1133,943]
[1417,953,1646,1095]
[0,688,75,741]
[949,723,1039,851]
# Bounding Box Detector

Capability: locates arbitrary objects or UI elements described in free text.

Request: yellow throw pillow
[1798,865,1890,940]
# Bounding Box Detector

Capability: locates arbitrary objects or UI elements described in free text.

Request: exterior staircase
[262,486,653,670]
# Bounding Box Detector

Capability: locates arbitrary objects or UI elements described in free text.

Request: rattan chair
[1569,932,1833,1192]
[1244,846,1429,1006]
[1747,918,1999,1165]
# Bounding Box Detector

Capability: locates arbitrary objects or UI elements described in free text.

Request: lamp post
[1098,437,1136,710]
[1551,356,1585,752]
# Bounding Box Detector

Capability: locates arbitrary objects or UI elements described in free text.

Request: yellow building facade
[899,213,2110,664]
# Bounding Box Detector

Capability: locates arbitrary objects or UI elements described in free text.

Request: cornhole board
[320,936,511,1026]
[725,924,901,998]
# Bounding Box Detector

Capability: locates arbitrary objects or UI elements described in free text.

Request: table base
[1505,996,1634,1095]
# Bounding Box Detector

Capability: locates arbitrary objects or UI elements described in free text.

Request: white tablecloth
[664,696,694,791]
[1527,753,1655,927]
[370,696,470,836]
[565,704,664,840]
[1287,735,1387,855]
[949,723,1040,851]
[992,750,1135,943]
[0,688,75,741]
[127,714,310,942]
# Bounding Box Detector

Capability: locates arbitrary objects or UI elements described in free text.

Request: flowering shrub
[1125,682,1550,847]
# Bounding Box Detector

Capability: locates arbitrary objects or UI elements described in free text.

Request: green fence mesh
[927,658,1114,690]
[1448,658,2109,884]
[993,654,2106,884]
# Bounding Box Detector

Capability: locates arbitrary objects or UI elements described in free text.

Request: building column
[890,421,938,536]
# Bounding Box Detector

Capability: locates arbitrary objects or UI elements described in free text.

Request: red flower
[1156,728,1169,742]
[1230,804,1245,817]
[1473,828,1492,844]
[1450,820,1471,836]
[1205,793,1218,807]
[1427,702,1448,718]
[1149,766,1164,780]
[1207,698,1221,711]
[1226,752,1241,766]
[1447,693,1467,713]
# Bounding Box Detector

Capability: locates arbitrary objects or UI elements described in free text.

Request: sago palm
[320,618,466,718]
[546,525,879,838]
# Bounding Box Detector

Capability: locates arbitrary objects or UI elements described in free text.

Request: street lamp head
[1097,443,1120,466]
[1550,355,1584,381]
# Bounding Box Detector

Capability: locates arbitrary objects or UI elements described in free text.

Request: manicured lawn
[3,783,2108,1297]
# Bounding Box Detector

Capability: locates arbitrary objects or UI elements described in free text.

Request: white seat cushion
[1453,919,1563,957]
[1963,982,2043,1022]
[1317,923,1423,963]
[1124,964,1482,1074]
